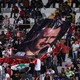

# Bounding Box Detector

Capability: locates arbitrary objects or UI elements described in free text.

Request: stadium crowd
[0,0,80,80]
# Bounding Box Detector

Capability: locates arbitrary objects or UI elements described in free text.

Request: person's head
[64,1,68,5]
[49,68,53,71]
[1,31,5,34]
[56,40,60,45]
[5,69,8,74]
[66,68,70,72]
[61,68,65,72]
[41,62,44,65]
[35,55,38,58]
[71,64,74,68]
[75,40,78,44]
[8,65,11,68]
[13,4,16,6]
[0,62,3,65]
[29,58,34,62]
[5,15,8,19]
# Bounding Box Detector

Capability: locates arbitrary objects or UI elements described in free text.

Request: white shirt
[2,50,9,58]
[2,50,11,57]
[0,65,2,71]
[7,48,12,56]
[35,58,41,71]
[0,65,2,76]
[5,73,10,80]
[72,43,79,53]
[15,52,26,56]
[18,20,23,24]
[46,69,55,75]
[47,47,52,53]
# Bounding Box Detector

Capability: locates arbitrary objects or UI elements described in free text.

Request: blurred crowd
[0,0,80,8]
[0,0,80,80]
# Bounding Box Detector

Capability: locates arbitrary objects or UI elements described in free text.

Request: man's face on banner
[34,27,61,50]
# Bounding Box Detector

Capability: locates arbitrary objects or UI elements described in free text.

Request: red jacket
[6,31,11,39]
[52,43,63,56]
[62,45,68,53]
[20,10,25,17]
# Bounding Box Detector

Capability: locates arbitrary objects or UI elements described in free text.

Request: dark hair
[35,55,38,58]
[8,65,11,68]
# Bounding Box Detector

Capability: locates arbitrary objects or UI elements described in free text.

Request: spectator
[20,8,25,18]
[17,0,22,7]
[23,17,30,24]
[2,15,10,29]
[40,62,46,80]
[0,31,6,44]
[76,5,80,13]
[76,16,80,24]
[23,0,29,8]
[36,0,44,8]
[0,63,3,79]
[34,55,41,80]
[11,71,21,80]
[56,40,63,66]
[52,53,57,66]
[1,65,6,80]
[0,44,3,58]
[0,14,4,28]
[61,43,68,62]
[17,17,23,25]
[27,59,35,80]
[0,0,2,8]
[60,72,66,80]
[2,0,11,8]
[77,64,80,80]
[31,0,43,8]
[66,23,75,44]
[13,16,18,28]
[5,71,10,80]
[44,72,50,80]
[67,0,73,7]
[2,47,11,58]
[5,30,12,40]
[53,74,60,80]
[70,64,76,72]
[10,4,19,18]
[65,67,74,80]
[45,0,56,8]
[11,0,17,5]
[0,14,4,25]
[72,40,79,59]
[5,0,11,8]
[17,17,23,30]
[6,66,13,79]
[46,54,53,69]
[56,0,63,7]
[47,68,55,79]
[71,0,80,7]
